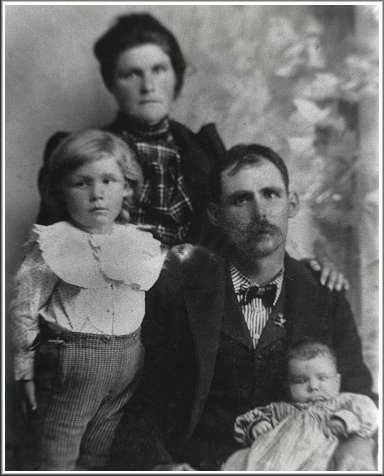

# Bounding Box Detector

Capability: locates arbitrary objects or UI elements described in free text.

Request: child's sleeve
[234,403,283,446]
[10,239,59,381]
[332,393,378,438]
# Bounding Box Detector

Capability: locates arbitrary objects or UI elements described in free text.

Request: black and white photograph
[3,1,381,472]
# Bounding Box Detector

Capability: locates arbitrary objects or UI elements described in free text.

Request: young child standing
[10,130,165,470]
[222,340,377,471]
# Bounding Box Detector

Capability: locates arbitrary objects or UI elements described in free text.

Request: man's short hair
[208,144,289,203]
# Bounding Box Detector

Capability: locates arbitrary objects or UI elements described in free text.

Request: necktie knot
[238,283,277,307]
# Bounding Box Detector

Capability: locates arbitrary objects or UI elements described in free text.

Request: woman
[37,13,225,248]
[36,12,346,288]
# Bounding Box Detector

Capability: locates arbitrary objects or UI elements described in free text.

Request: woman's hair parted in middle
[94,13,187,97]
[40,130,143,223]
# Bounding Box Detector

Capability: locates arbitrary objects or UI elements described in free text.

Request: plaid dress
[119,118,194,246]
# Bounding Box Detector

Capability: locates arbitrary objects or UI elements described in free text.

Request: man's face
[208,159,299,259]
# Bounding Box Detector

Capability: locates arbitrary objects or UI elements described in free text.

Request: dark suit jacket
[111,245,374,470]
[36,119,225,245]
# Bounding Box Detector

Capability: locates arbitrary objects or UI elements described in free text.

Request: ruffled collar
[34,221,165,290]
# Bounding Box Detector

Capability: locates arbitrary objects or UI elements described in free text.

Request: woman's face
[110,43,177,125]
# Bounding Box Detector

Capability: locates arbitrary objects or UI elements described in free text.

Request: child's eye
[74,181,87,188]
[319,375,329,381]
[103,177,117,184]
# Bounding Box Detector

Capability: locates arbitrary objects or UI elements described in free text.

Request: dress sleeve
[10,238,59,380]
[36,131,69,225]
[332,393,378,438]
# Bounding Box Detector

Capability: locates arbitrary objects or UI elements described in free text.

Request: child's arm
[10,240,58,383]
[234,406,273,446]
[329,393,378,438]
[234,402,292,446]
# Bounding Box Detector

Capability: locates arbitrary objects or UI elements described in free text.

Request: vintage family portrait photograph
[3,1,381,472]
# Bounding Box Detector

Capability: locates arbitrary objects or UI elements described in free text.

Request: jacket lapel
[283,254,328,340]
[183,253,226,440]
[254,253,326,352]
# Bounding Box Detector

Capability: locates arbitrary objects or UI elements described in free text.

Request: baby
[222,339,377,471]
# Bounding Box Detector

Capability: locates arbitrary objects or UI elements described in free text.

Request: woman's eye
[153,64,168,74]
[118,70,137,79]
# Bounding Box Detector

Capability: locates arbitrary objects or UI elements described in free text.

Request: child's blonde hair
[40,130,143,223]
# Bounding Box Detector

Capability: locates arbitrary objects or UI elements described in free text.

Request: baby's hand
[329,417,347,437]
[251,420,273,439]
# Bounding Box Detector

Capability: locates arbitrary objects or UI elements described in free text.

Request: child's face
[287,354,341,403]
[62,157,130,234]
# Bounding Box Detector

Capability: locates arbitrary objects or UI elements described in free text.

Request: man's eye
[232,194,251,205]
[319,375,329,381]
[263,190,279,199]
[291,378,306,384]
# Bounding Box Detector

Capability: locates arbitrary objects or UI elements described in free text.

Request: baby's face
[288,354,340,403]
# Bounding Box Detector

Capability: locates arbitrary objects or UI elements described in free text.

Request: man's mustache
[246,218,279,235]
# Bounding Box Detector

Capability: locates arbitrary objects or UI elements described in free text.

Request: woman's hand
[20,379,37,417]
[306,257,350,291]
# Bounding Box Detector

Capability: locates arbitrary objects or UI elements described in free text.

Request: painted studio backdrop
[4,2,379,457]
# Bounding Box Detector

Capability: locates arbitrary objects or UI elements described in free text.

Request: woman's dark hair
[94,13,186,97]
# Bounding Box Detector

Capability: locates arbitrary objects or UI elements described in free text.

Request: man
[111,144,376,471]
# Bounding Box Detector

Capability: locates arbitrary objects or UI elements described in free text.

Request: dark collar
[111,112,170,138]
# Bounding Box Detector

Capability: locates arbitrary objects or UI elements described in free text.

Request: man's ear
[288,191,300,218]
[207,202,220,226]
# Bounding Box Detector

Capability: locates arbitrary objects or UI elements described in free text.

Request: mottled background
[4,3,380,467]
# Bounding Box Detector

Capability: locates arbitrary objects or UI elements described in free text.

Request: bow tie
[237,283,277,307]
